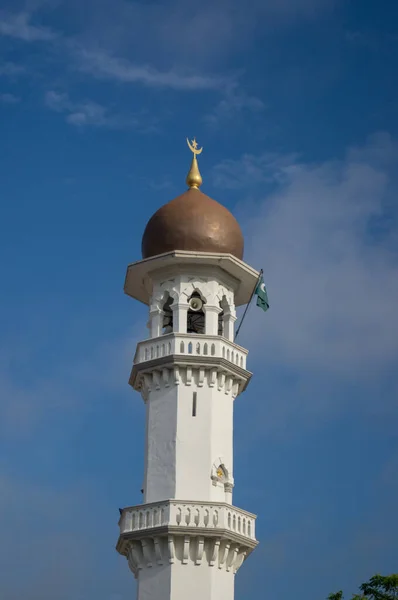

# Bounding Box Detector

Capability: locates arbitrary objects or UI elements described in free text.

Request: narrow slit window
[192,392,197,417]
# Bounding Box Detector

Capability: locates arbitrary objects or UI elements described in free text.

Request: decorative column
[149,308,164,338]
[205,305,222,336]
[171,302,188,333]
[223,311,237,341]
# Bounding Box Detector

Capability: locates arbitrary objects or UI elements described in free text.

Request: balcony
[134,333,248,370]
[119,499,256,541]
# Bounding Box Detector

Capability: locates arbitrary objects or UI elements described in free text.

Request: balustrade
[120,500,256,540]
[135,334,247,369]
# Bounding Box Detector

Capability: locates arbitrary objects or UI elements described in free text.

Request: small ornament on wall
[216,466,226,480]
[211,460,230,487]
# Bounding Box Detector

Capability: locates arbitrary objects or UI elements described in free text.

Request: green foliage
[328,592,344,600]
[328,575,398,600]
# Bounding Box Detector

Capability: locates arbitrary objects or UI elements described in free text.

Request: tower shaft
[117,255,259,599]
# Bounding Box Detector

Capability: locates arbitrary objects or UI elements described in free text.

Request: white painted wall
[136,547,235,600]
[137,563,171,600]
[144,376,234,504]
[174,380,233,502]
[170,561,235,600]
[144,385,178,502]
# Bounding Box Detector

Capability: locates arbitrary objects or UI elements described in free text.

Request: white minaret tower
[117,139,259,600]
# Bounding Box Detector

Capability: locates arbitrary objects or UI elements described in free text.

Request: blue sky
[1,1,398,599]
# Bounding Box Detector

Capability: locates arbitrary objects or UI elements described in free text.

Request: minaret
[117,139,259,600]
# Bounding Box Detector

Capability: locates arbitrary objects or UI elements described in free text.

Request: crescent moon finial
[187,137,203,156]
[186,137,203,189]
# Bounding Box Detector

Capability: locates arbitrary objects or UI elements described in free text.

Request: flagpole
[234,269,263,343]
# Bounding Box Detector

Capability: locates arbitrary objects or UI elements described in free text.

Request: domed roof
[141,187,244,260]
[141,138,244,260]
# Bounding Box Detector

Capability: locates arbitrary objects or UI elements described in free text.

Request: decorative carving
[195,536,205,565]
[133,364,248,404]
[210,538,221,566]
[152,371,161,391]
[198,367,205,387]
[218,373,226,391]
[182,536,190,564]
[153,537,163,565]
[162,368,169,388]
[168,535,175,564]
[122,533,251,575]
[225,376,233,395]
[141,539,153,568]
[218,542,230,569]
[234,550,246,574]
[209,368,217,388]
[227,544,239,572]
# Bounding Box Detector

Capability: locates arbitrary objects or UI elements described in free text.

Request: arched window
[218,306,224,336]
[218,296,228,337]
[162,295,174,335]
[187,291,205,335]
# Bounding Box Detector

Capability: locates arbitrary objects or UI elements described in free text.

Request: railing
[134,334,248,370]
[120,500,256,541]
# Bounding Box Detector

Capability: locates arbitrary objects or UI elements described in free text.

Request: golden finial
[186,137,203,189]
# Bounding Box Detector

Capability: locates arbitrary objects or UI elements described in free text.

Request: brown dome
[141,188,244,260]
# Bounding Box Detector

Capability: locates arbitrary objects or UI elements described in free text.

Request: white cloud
[0,61,25,76]
[214,152,299,189]
[59,0,335,71]
[204,88,265,126]
[0,92,20,103]
[0,10,56,41]
[44,89,142,129]
[71,45,229,91]
[228,133,398,377]
[0,0,336,103]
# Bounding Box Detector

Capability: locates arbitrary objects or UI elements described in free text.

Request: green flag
[255,274,269,312]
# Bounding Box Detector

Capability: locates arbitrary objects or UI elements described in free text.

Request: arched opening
[216,464,227,483]
[218,302,224,336]
[162,295,174,334]
[187,291,205,335]
[218,296,229,337]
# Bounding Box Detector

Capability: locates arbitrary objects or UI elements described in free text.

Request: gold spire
[186,137,203,189]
